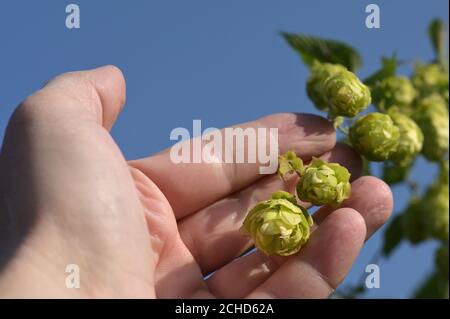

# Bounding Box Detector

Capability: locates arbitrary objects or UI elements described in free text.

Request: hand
[0,66,393,298]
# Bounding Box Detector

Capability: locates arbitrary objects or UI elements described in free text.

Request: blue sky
[0,0,448,298]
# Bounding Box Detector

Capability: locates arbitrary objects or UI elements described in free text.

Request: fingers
[246,209,366,298]
[320,143,362,182]
[179,143,362,275]
[206,175,392,298]
[130,113,336,219]
[313,176,393,239]
[208,208,366,298]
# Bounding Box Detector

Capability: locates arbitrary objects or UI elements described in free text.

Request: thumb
[16,65,126,131]
[0,66,156,297]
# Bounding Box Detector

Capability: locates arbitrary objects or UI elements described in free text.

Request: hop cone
[413,94,449,161]
[372,76,417,112]
[389,111,424,167]
[296,158,351,206]
[307,62,347,110]
[323,70,372,117]
[412,63,449,99]
[349,112,400,161]
[241,191,313,256]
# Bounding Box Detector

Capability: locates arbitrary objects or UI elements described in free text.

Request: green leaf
[428,18,446,64]
[280,32,362,71]
[364,55,398,87]
[413,270,449,299]
[382,214,404,257]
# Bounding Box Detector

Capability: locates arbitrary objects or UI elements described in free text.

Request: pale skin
[0,66,393,298]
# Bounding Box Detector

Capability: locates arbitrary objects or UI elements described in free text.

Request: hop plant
[371,76,417,112]
[438,160,449,185]
[323,70,372,117]
[306,62,348,110]
[388,111,424,167]
[296,157,351,206]
[412,63,449,99]
[424,183,449,242]
[435,244,449,280]
[349,112,400,161]
[241,191,313,256]
[413,94,449,161]
[402,197,429,244]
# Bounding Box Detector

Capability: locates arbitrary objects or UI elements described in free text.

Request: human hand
[0,66,393,298]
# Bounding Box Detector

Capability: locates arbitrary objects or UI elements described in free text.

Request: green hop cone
[296,158,351,206]
[323,70,372,117]
[388,111,424,167]
[413,94,449,161]
[349,112,400,161]
[306,62,348,110]
[412,63,449,99]
[402,197,429,244]
[436,244,449,280]
[424,183,449,242]
[241,191,313,256]
[371,76,417,112]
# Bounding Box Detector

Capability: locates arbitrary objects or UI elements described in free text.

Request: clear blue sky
[0,0,448,298]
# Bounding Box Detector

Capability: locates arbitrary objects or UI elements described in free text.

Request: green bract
[296,158,351,206]
[371,76,417,112]
[307,62,348,110]
[413,94,449,161]
[388,111,424,167]
[323,70,372,117]
[278,150,304,178]
[412,63,449,99]
[241,191,313,256]
[349,112,400,161]
[424,183,449,242]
